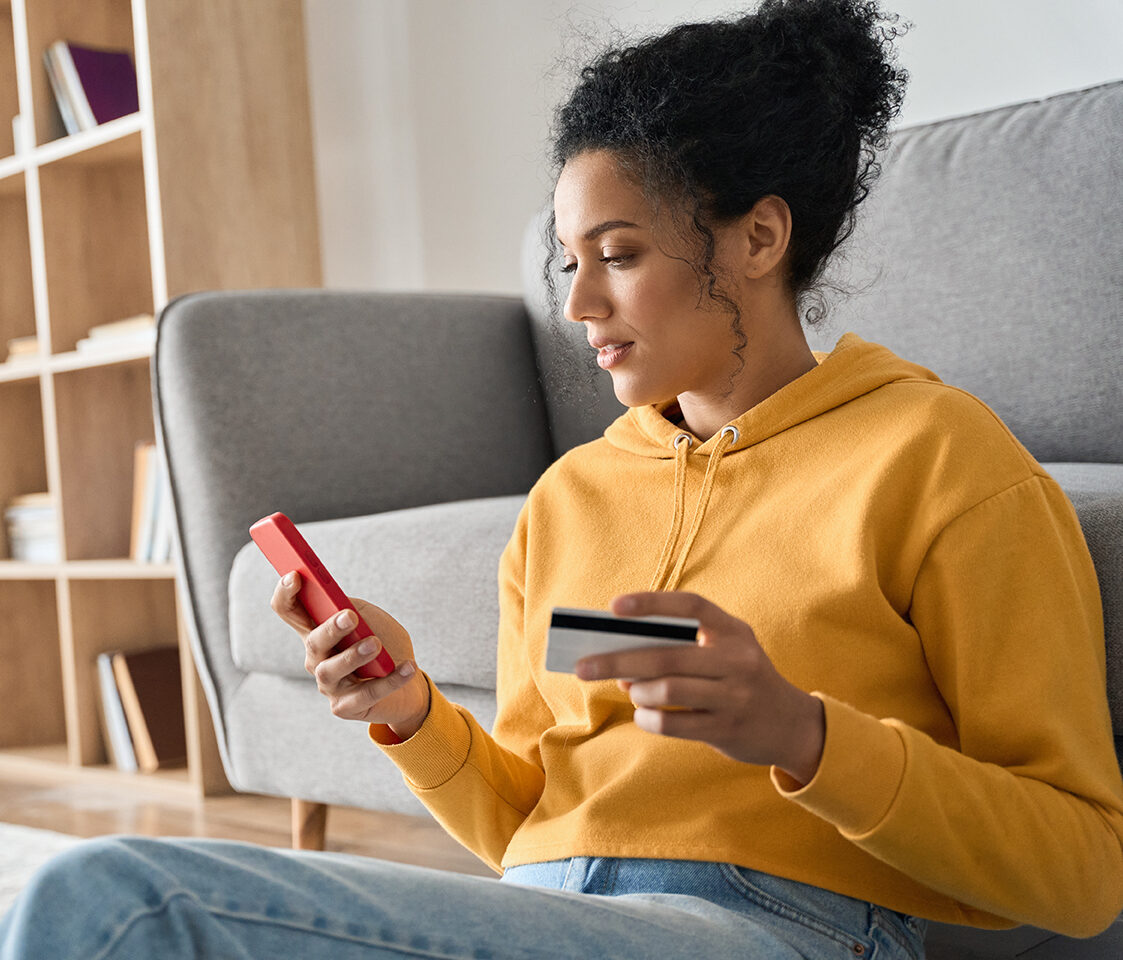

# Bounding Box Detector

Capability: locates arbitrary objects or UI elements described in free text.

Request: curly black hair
[543,0,909,345]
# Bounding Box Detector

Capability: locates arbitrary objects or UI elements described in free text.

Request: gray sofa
[155,81,1122,957]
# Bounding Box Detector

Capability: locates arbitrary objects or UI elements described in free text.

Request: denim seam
[604,858,621,896]
[560,857,577,891]
[871,907,922,960]
[91,891,193,960]
[91,889,519,960]
[718,863,869,953]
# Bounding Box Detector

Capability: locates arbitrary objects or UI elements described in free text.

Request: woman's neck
[675,322,818,442]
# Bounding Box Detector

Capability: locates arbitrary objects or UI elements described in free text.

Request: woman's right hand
[270,572,431,739]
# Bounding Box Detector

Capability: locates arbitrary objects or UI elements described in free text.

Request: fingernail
[576,659,598,680]
[399,662,415,678]
[357,639,376,655]
[616,596,637,614]
[283,572,295,586]
[336,611,355,630]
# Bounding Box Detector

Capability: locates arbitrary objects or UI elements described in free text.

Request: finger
[315,635,385,689]
[306,609,358,662]
[632,705,717,740]
[576,642,719,683]
[611,591,739,637]
[271,572,316,632]
[627,675,723,711]
[329,663,418,718]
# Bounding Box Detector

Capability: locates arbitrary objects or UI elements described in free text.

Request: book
[4,492,60,563]
[44,41,139,135]
[43,45,81,135]
[96,652,138,772]
[149,460,175,564]
[130,442,160,562]
[110,646,186,773]
[76,330,156,353]
[130,441,173,564]
[87,314,155,338]
[5,335,41,363]
[76,314,156,354]
[129,443,152,560]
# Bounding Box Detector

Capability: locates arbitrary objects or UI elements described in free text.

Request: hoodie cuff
[771,692,907,838]
[368,674,472,790]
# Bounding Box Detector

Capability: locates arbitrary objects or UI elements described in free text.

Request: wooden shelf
[0,113,143,178]
[0,560,176,579]
[0,162,22,194]
[0,561,59,579]
[31,112,143,166]
[0,0,321,802]
[49,344,153,373]
[0,359,40,382]
[0,744,195,800]
[0,345,153,381]
[65,559,176,579]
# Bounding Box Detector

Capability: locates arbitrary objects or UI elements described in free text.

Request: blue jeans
[0,836,927,959]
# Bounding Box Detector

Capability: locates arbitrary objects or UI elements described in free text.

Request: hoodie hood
[604,332,943,459]
[601,333,945,591]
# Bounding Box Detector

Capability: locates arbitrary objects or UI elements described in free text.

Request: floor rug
[0,822,83,918]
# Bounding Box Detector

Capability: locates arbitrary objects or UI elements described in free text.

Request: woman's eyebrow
[557,219,643,246]
[583,219,641,240]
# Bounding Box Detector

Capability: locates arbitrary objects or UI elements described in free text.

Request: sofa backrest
[156,290,554,747]
[808,80,1122,465]
[521,80,1123,466]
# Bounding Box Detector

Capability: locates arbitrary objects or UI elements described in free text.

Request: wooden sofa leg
[292,798,328,850]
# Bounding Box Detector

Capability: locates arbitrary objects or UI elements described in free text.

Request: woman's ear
[736,195,792,280]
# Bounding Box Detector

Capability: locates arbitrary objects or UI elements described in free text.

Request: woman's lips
[596,342,634,370]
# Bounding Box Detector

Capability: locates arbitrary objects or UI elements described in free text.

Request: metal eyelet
[720,425,740,443]
[673,433,693,449]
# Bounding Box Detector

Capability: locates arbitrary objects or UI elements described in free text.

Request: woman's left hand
[575,591,825,786]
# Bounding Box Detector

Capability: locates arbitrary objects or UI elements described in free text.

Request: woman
[4,1,1121,957]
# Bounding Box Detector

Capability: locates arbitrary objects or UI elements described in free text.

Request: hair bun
[749,0,908,148]
[548,0,910,326]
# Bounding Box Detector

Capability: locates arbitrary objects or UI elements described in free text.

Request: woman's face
[553,150,746,409]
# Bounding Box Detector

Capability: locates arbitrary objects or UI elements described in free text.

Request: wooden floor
[0,770,494,879]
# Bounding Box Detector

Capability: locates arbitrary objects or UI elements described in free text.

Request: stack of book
[4,335,41,365]
[4,492,60,563]
[96,645,186,773]
[76,314,156,354]
[43,40,139,136]
[131,441,174,563]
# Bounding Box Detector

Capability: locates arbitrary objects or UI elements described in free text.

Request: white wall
[303,0,1123,295]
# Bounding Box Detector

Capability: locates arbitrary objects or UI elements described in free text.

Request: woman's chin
[610,379,668,409]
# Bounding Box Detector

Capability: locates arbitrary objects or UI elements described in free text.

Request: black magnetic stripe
[550,612,696,641]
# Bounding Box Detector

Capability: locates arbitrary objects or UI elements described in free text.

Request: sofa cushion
[230,467,1121,736]
[1046,464,1123,735]
[229,495,526,691]
[223,672,496,811]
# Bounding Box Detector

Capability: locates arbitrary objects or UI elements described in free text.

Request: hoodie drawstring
[648,432,693,591]
[649,424,740,592]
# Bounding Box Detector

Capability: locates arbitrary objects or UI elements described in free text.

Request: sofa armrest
[1045,463,1123,747]
[154,290,553,785]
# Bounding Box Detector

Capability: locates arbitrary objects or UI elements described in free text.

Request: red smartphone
[249,511,395,680]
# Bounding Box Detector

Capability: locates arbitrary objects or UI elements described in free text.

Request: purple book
[65,43,139,126]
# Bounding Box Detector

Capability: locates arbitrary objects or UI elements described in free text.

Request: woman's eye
[558,254,633,275]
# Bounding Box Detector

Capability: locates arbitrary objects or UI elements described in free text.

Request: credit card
[545,606,700,674]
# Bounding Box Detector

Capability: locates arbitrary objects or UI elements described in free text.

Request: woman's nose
[562,267,611,324]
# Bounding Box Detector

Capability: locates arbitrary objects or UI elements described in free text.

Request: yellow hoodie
[373,332,1123,935]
